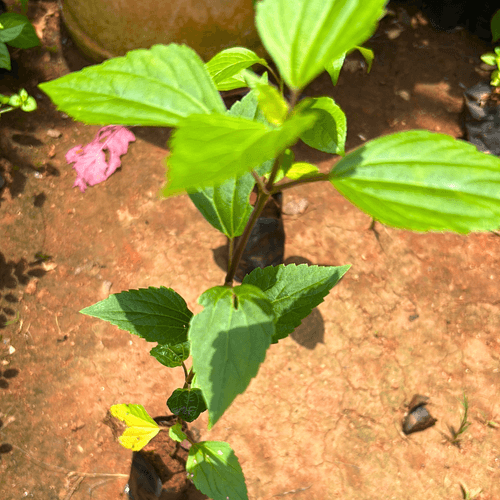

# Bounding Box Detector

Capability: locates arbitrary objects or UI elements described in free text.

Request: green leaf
[286,162,320,180]
[0,14,25,43]
[2,13,39,49]
[39,44,225,126]
[299,97,346,155]
[167,388,207,422]
[187,441,248,500]
[255,84,289,126]
[80,286,193,345]
[243,264,350,343]
[325,53,346,86]
[255,0,386,90]
[355,45,375,73]
[206,47,268,91]
[329,130,500,233]
[110,404,160,451]
[0,42,9,70]
[163,111,316,195]
[150,341,190,368]
[492,9,500,42]
[272,148,295,183]
[169,422,187,443]
[480,53,497,66]
[189,285,274,427]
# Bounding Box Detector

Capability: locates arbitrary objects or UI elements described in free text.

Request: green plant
[0,9,39,70]
[38,0,500,497]
[448,393,472,448]
[0,88,36,116]
[480,46,500,87]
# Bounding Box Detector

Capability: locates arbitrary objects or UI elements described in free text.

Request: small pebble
[283,198,309,215]
[46,129,62,138]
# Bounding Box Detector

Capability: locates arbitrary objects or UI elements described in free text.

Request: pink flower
[66,125,136,192]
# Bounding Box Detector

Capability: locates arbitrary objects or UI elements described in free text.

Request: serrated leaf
[80,286,193,345]
[255,84,289,126]
[1,13,39,49]
[189,285,274,427]
[329,130,500,233]
[169,422,187,443]
[167,388,207,422]
[110,404,160,451]
[163,111,316,195]
[150,341,190,368]
[243,264,350,342]
[39,44,225,126]
[206,47,268,91]
[187,441,248,500]
[299,97,346,155]
[286,162,320,180]
[255,0,386,90]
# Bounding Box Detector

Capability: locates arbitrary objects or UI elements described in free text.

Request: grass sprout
[448,393,471,448]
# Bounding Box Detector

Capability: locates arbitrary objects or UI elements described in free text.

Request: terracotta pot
[61,0,262,62]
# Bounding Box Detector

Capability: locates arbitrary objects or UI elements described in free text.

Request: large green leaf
[80,287,193,345]
[243,264,350,342]
[206,47,268,91]
[329,131,500,233]
[255,0,386,90]
[163,111,316,195]
[189,285,274,428]
[187,441,248,500]
[299,97,346,155]
[167,388,207,422]
[39,44,225,126]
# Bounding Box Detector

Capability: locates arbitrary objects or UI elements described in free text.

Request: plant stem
[182,366,195,389]
[271,172,329,193]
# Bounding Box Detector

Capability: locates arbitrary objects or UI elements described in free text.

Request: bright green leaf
[169,422,187,443]
[481,53,498,66]
[0,42,9,70]
[110,404,160,451]
[206,47,268,91]
[325,53,346,86]
[355,45,375,73]
[150,341,190,368]
[272,148,295,183]
[299,97,346,155]
[39,44,225,126]
[167,388,207,422]
[163,111,316,195]
[256,0,387,90]
[189,285,274,428]
[255,84,289,126]
[330,130,500,233]
[243,264,350,342]
[80,286,193,345]
[286,162,320,180]
[187,441,248,500]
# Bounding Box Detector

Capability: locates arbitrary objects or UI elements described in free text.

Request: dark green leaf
[39,44,225,126]
[329,130,500,233]
[150,341,190,368]
[189,285,274,427]
[167,388,207,422]
[256,0,386,90]
[492,9,500,42]
[80,287,193,345]
[0,13,26,43]
[2,13,39,48]
[187,441,248,500]
[0,42,10,70]
[243,264,350,342]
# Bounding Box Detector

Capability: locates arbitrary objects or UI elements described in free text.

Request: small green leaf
[329,130,500,233]
[163,111,316,195]
[272,148,295,183]
[80,286,193,345]
[20,95,36,112]
[255,84,289,126]
[150,341,190,368]
[169,422,187,443]
[206,47,268,91]
[110,404,160,451]
[243,264,350,343]
[256,0,386,90]
[189,285,274,427]
[299,97,346,155]
[325,53,346,86]
[39,44,225,126]
[167,388,207,422]
[491,9,500,42]
[0,42,9,70]
[286,162,320,180]
[3,13,39,49]
[0,13,25,43]
[355,45,374,73]
[481,53,497,66]
[187,441,248,500]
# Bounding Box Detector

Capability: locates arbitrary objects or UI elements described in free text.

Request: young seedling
[459,481,482,500]
[38,0,500,498]
[480,46,500,87]
[448,393,472,448]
